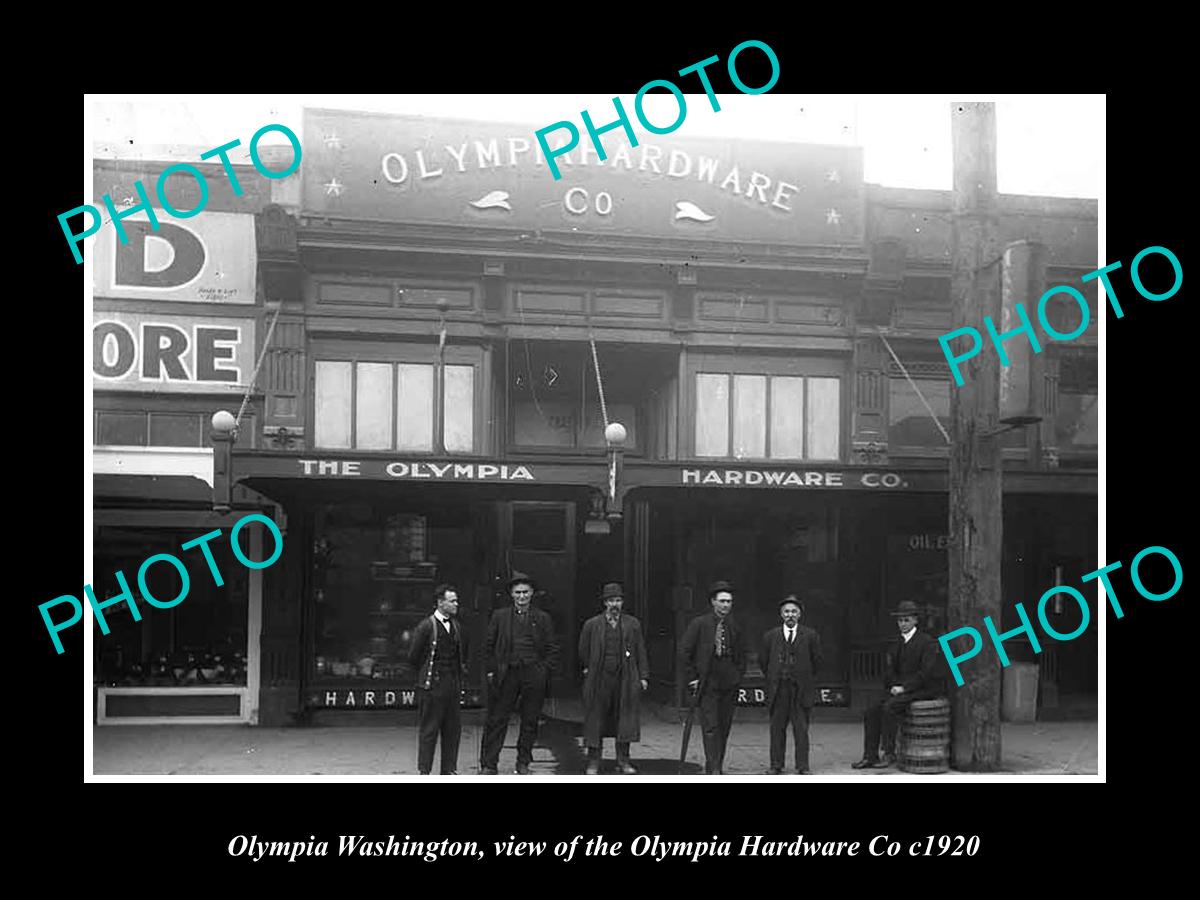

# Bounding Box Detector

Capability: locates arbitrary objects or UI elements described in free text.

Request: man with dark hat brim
[851,600,946,770]
[761,593,823,774]
[479,571,560,775]
[578,581,649,774]
[678,580,748,775]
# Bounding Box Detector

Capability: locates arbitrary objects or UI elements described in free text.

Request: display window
[93,527,249,687]
[310,502,479,684]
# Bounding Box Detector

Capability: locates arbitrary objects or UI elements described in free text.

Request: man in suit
[679,580,747,775]
[578,581,649,775]
[851,600,946,769]
[761,594,823,775]
[479,572,560,775]
[407,583,468,775]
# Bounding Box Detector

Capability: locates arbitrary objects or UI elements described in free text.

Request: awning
[94,473,214,506]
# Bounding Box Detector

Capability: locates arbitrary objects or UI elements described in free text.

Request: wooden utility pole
[948,102,1003,770]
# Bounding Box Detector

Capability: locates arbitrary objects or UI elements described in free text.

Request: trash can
[1001,662,1039,722]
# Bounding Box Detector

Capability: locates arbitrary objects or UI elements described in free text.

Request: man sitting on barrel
[851,600,945,770]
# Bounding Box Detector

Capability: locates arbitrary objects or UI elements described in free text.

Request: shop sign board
[303,108,864,247]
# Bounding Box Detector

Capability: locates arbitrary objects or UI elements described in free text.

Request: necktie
[715,621,725,657]
[787,627,794,644]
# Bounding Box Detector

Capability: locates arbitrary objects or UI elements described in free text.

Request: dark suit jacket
[761,624,823,708]
[887,630,945,699]
[483,605,560,684]
[679,612,747,690]
[407,615,468,689]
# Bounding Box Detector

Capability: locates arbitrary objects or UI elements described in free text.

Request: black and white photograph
[76,91,1112,786]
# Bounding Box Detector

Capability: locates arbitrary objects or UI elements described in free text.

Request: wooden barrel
[899,698,950,774]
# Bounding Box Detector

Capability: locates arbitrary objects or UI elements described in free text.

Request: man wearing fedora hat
[761,594,823,775]
[479,572,560,775]
[578,582,649,775]
[851,599,945,769]
[679,580,748,775]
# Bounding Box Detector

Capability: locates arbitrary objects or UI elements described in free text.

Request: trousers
[416,674,461,774]
[769,679,811,771]
[862,694,912,758]
[698,685,736,774]
[480,661,546,768]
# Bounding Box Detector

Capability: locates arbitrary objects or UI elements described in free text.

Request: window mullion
[764,375,773,460]
[349,362,358,450]
[392,362,400,451]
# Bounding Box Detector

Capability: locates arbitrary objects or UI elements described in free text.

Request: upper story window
[509,343,650,453]
[889,376,951,449]
[312,341,480,453]
[689,353,844,461]
[1055,353,1097,452]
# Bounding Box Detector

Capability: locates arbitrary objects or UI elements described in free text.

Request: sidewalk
[93,699,1097,777]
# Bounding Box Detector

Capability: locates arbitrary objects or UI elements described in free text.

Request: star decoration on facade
[323,132,343,150]
[826,208,842,225]
[827,168,840,183]
[324,177,344,197]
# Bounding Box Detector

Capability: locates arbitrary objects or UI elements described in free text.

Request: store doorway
[508,502,577,688]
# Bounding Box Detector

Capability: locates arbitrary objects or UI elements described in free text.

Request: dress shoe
[418,770,431,776]
[585,759,600,775]
[617,760,638,775]
[872,754,896,769]
[480,766,498,775]
[796,767,812,775]
[768,767,783,775]
[514,762,531,775]
[851,757,879,769]
[441,771,458,776]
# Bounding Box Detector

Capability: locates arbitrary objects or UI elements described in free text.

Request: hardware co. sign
[302,108,864,246]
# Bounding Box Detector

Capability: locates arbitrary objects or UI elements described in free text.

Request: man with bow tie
[761,595,823,775]
[407,583,469,775]
[578,582,649,775]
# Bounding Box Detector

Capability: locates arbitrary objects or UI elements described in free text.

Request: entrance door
[508,502,577,687]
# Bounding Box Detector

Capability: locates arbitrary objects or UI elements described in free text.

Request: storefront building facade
[91,153,283,723]
[131,108,1097,725]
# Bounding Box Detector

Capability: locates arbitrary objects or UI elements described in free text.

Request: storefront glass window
[396,363,434,451]
[443,366,475,452]
[807,377,841,460]
[769,376,804,458]
[697,373,840,460]
[314,359,475,453]
[355,362,393,449]
[695,374,730,456]
[315,361,353,448]
[1056,391,1098,449]
[94,528,249,687]
[733,375,767,458]
[514,400,574,447]
[312,506,440,683]
[578,402,636,448]
[889,377,950,448]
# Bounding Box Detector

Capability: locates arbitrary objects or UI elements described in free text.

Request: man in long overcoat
[578,581,649,775]
[761,594,823,774]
